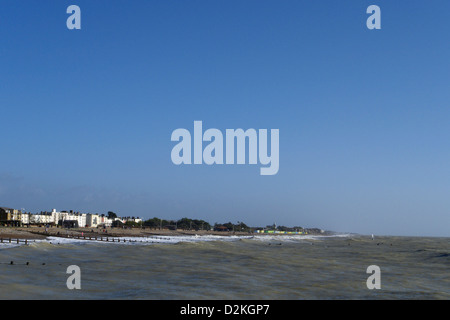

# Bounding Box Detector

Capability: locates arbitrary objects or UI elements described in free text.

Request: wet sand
[0,226,254,240]
[0,228,47,240]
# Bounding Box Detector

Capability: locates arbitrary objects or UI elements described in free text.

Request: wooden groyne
[29,231,147,243]
[4,230,194,245]
[0,238,35,245]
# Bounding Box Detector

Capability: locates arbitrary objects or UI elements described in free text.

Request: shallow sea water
[0,234,448,299]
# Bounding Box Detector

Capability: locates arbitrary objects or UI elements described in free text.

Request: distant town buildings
[0,207,142,228]
[0,207,25,227]
[0,206,324,234]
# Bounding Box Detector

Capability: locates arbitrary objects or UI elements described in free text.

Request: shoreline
[0,226,328,240]
[0,226,256,240]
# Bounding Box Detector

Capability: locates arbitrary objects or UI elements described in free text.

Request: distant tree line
[141,218,252,232]
[214,221,251,232]
[141,217,212,231]
[108,213,321,234]
[265,224,305,232]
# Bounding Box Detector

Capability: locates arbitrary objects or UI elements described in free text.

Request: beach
[0,226,256,240]
[0,227,48,240]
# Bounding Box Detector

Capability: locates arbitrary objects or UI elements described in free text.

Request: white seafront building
[86,213,100,228]
[97,215,114,227]
[28,209,88,227]
[2,207,126,228]
[63,211,87,228]
[30,212,54,224]
[121,217,142,224]
[20,212,29,225]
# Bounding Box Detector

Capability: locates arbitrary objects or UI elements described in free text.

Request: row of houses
[0,207,141,228]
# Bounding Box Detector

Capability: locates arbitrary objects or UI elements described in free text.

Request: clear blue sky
[1,1,449,236]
